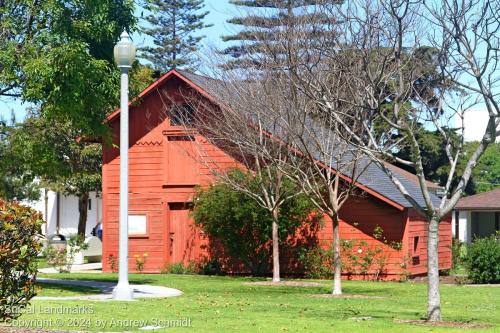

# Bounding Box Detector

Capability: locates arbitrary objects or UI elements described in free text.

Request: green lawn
[15,273,500,332]
[35,282,102,297]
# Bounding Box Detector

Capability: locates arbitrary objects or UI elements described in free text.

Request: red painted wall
[405,209,453,276]
[102,72,452,279]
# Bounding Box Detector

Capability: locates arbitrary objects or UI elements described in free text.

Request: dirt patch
[243,281,323,287]
[410,275,470,285]
[396,319,490,329]
[311,294,384,299]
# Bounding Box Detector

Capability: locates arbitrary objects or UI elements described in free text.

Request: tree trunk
[427,216,441,321]
[332,213,342,295]
[77,192,89,237]
[271,207,280,282]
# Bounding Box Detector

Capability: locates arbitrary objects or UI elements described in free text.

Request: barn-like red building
[101,69,452,280]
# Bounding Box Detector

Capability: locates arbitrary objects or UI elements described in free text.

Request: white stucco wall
[23,190,102,238]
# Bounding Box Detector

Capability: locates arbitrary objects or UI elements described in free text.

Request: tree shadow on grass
[36,282,101,296]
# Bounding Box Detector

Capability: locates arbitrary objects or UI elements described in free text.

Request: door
[168,202,196,265]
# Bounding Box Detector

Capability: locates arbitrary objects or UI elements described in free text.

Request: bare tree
[267,0,499,321]
[267,76,366,295]
[162,69,308,282]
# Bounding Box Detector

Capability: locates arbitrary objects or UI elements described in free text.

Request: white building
[452,188,500,243]
[24,190,103,238]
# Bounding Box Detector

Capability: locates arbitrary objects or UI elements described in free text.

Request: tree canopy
[141,0,212,72]
[0,0,136,136]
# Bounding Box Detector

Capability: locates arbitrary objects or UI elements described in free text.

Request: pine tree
[141,0,212,72]
[222,0,342,69]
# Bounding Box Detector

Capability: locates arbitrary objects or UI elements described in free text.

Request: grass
[35,282,102,297]
[16,273,500,332]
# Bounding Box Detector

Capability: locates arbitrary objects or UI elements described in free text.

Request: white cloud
[456,109,500,142]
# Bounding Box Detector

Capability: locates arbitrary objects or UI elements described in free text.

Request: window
[170,104,194,127]
[88,199,92,211]
[413,236,419,253]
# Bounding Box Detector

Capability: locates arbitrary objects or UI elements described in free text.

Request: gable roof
[108,69,442,210]
[455,188,500,211]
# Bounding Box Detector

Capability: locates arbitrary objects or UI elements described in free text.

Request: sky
[0,0,496,142]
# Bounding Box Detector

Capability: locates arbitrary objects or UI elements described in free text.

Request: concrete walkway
[35,278,183,301]
[38,263,102,274]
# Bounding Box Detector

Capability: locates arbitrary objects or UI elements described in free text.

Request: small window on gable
[170,104,194,127]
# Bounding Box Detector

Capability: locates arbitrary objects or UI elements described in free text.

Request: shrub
[44,235,88,273]
[107,254,118,273]
[451,238,467,270]
[197,258,224,276]
[192,169,318,276]
[466,234,500,284]
[0,199,43,321]
[163,261,198,274]
[298,246,334,279]
[134,253,148,273]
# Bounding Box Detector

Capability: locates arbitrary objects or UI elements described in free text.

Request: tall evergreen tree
[141,0,212,72]
[222,0,342,69]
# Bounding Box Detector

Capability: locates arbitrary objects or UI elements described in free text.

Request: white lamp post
[112,30,135,301]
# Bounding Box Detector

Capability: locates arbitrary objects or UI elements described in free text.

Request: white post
[112,67,133,300]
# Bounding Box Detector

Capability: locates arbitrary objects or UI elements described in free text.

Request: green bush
[163,261,198,275]
[298,246,334,279]
[0,199,43,321]
[451,238,467,270]
[193,169,318,276]
[466,234,500,284]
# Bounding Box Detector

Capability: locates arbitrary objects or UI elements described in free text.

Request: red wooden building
[101,69,452,280]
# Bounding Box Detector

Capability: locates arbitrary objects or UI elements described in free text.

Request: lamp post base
[112,283,134,300]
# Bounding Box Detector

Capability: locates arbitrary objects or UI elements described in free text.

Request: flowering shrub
[134,253,148,273]
[44,235,88,273]
[0,199,43,321]
[108,254,118,273]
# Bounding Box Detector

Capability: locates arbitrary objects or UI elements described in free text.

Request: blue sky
[0,1,495,141]
[0,0,235,121]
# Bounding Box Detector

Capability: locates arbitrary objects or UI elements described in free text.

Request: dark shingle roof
[177,70,443,209]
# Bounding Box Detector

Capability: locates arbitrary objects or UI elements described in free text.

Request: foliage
[9,115,102,235]
[107,254,118,273]
[43,246,68,273]
[44,235,88,273]
[163,261,198,275]
[141,0,212,71]
[0,199,43,321]
[394,126,461,188]
[197,258,224,276]
[298,225,397,280]
[0,0,136,136]
[457,142,500,194]
[0,119,40,201]
[451,238,467,270]
[129,63,157,99]
[192,169,318,276]
[298,246,334,279]
[466,233,500,284]
[222,0,341,69]
[134,253,148,273]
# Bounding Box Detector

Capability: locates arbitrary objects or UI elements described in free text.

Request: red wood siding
[405,209,452,275]
[326,195,406,280]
